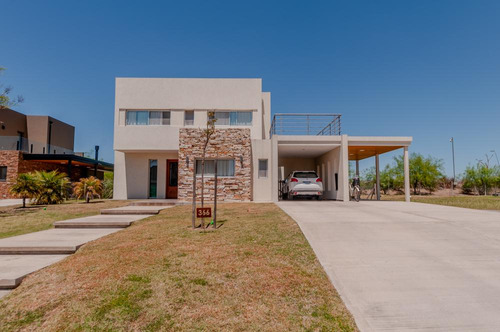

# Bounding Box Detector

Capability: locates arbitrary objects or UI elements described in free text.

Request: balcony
[0,136,74,155]
[270,113,342,137]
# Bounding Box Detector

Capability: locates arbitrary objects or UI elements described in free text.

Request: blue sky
[2,0,500,175]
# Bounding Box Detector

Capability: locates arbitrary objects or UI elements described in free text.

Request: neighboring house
[0,108,113,198]
[113,78,412,202]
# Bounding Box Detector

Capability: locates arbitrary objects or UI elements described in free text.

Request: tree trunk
[22,197,26,208]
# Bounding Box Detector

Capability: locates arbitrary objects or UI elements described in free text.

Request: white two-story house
[113,78,412,202]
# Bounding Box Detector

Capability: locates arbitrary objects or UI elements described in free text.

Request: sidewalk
[0,202,174,299]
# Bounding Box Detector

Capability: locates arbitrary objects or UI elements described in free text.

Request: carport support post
[355,160,359,176]
[404,147,410,202]
[340,135,349,202]
[375,154,380,200]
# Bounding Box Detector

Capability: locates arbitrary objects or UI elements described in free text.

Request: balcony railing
[270,113,342,137]
[0,136,74,155]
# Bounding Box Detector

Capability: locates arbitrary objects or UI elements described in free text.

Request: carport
[348,137,412,202]
[271,133,412,202]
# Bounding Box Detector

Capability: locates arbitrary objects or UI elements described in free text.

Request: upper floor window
[126,111,170,126]
[209,111,253,126]
[184,111,194,126]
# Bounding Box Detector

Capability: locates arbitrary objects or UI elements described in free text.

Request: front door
[166,159,178,199]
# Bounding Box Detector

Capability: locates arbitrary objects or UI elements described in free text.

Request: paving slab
[0,228,120,254]
[0,255,68,289]
[0,199,24,207]
[54,214,148,228]
[129,199,178,206]
[0,290,11,299]
[278,200,500,332]
[100,205,171,215]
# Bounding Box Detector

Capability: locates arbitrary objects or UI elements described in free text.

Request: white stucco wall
[114,78,268,152]
[314,147,340,200]
[114,151,178,199]
[252,139,273,202]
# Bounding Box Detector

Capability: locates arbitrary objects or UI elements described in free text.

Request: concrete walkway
[278,200,500,332]
[0,199,23,207]
[0,202,174,299]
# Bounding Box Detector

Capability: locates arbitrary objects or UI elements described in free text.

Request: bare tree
[0,67,24,109]
[200,111,216,228]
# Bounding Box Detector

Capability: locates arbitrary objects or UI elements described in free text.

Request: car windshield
[293,171,318,178]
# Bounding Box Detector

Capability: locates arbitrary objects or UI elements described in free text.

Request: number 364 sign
[196,207,212,218]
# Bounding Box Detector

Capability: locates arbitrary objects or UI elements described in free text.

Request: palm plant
[33,170,70,205]
[9,173,39,208]
[73,176,103,203]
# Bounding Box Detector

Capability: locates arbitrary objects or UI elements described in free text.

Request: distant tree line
[356,153,500,196]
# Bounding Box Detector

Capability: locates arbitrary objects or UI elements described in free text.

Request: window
[258,159,268,178]
[126,111,170,125]
[0,167,6,182]
[210,111,253,126]
[195,160,235,177]
[184,111,194,126]
[149,160,157,198]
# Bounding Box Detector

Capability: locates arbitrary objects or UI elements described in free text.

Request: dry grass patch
[0,200,129,239]
[0,203,357,331]
[383,195,500,210]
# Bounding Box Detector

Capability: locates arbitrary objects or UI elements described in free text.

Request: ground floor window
[195,159,235,177]
[0,166,6,181]
[149,160,157,198]
[258,159,268,178]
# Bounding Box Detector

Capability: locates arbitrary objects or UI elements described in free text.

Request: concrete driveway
[278,200,500,332]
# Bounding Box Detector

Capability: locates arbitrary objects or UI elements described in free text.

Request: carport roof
[348,136,412,161]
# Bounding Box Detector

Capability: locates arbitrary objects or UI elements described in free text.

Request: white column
[340,135,349,202]
[271,136,279,202]
[375,154,380,200]
[404,146,410,202]
[355,160,360,176]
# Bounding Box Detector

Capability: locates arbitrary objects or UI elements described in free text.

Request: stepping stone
[129,199,178,206]
[0,228,120,255]
[0,255,68,289]
[0,290,11,299]
[54,214,147,228]
[100,205,170,215]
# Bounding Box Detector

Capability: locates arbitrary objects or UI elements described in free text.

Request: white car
[283,171,323,200]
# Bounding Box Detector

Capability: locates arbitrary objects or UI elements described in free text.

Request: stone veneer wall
[0,151,23,199]
[178,128,252,202]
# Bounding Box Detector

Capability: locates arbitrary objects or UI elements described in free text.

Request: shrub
[102,172,113,199]
[32,170,70,205]
[9,173,38,208]
[73,176,103,203]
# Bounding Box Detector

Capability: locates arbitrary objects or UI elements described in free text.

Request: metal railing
[270,113,342,137]
[0,136,74,154]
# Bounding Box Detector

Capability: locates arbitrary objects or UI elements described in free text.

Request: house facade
[113,78,412,202]
[0,108,113,198]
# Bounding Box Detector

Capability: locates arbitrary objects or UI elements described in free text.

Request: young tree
[199,111,216,228]
[9,173,38,208]
[73,176,103,203]
[462,164,499,195]
[393,153,444,195]
[0,67,24,109]
[33,170,70,205]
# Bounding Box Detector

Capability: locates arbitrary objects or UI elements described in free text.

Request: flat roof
[22,154,113,171]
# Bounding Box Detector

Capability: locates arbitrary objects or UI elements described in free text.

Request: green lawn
[0,200,129,239]
[0,203,357,331]
[383,195,500,210]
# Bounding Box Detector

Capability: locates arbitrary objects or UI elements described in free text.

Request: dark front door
[166,159,178,199]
